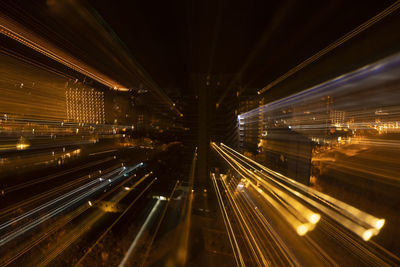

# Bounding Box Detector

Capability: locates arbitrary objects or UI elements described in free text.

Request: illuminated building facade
[238,98,264,152]
[66,88,105,124]
[330,110,346,126]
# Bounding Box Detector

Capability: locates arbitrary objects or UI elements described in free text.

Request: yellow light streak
[215,143,386,241]
[213,143,320,230]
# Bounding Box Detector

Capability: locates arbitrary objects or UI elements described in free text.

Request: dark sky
[88,0,393,94]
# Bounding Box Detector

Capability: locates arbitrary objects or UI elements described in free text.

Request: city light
[0,1,400,266]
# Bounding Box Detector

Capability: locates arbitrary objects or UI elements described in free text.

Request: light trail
[211,173,247,267]
[119,199,162,267]
[140,180,180,267]
[173,148,197,266]
[0,178,100,232]
[0,9,182,116]
[0,203,91,267]
[0,171,100,222]
[0,163,147,266]
[239,52,400,195]
[211,152,271,266]
[219,174,287,266]
[74,177,157,267]
[257,0,400,95]
[212,143,319,237]
[1,163,123,220]
[2,157,115,194]
[35,171,154,267]
[317,218,396,266]
[0,15,124,90]
[0,180,103,246]
[218,143,385,241]
[211,142,400,265]
[88,149,117,156]
[240,187,302,266]
[0,164,141,246]
[230,145,321,225]
[236,182,299,266]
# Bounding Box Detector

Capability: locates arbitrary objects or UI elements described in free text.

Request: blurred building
[330,110,346,125]
[238,97,264,153]
[191,73,241,187]
[260,127,312,185]
[66,88,105,124]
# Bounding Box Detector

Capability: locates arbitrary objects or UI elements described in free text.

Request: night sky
[88,0,392,95]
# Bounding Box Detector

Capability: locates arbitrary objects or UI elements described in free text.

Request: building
[260,127,313,186]
[65,88,105,124]
[330,110,346,126]
[238,97,264,153]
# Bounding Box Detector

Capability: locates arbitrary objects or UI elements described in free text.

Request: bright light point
[362,229,373,241]
[375,219,385,230]
[297,224,308,236]
[257,188,262,193]
[159,196,167,201]
[88,201,92,206]
[203,189,207,193]
[124,187,130,190]
[309,213,320,224]
[16,143,30,150]
[108,179,112,182]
